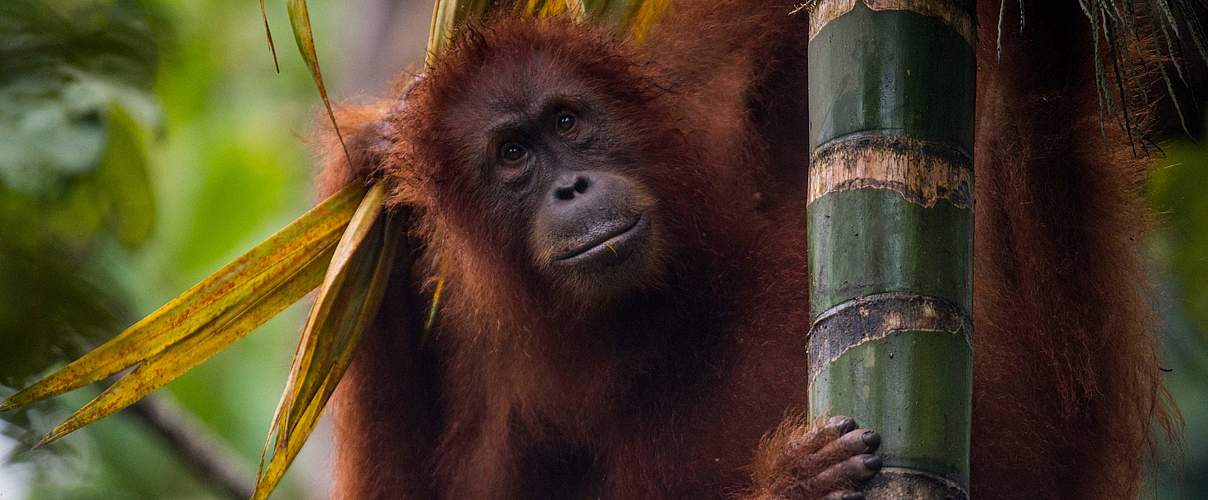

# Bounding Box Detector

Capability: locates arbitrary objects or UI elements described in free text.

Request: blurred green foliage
[0,0,159,199]
[1149,129,1208,340]
[0,0,160,386]
[1,0,343,498]
[1145,126,1208,499]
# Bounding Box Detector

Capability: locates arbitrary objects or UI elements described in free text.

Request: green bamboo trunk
[805,1,975,497]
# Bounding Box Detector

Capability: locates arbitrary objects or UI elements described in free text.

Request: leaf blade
[280,184,388,433]
[35,245,333,446]
[0,184,365,412]
[259,0,281,73]
[286,0,350,163]
[254,184,401,498]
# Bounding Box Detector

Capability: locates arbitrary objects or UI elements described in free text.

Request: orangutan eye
[499,142,528,164]
[556,112,577,134]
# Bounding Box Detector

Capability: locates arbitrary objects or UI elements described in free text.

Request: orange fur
[970,2,1177,497]
[322,1,1177,498]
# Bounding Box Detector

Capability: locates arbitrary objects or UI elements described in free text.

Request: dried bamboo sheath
[805,1,975,498]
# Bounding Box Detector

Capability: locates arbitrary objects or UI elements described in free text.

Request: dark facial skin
[438,67,666,302]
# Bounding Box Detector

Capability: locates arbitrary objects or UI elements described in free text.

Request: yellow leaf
[283,184,388,432]
[287,0,350,162]
[525,0,573,18]
[36,246,333,446]
[254,184,402,499]
[254,376,327,500]
[627,0,669,40]
[0,184,364,412]
[427,0,498,58]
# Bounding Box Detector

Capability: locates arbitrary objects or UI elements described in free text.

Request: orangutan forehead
[437,50,600,118]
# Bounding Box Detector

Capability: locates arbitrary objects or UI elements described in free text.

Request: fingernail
[864,455,882,470]
[862,431,880,448]
[836,417,856,432]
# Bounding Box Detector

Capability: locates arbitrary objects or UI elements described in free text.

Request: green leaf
[97,104,155,247]
[254,184,401,499]
[0,0,162,390]
[0,241,125,387]
[0,0,160,199]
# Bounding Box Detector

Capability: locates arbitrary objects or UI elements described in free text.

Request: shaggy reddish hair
[314,2,1180,498]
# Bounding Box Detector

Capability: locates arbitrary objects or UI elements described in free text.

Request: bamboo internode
[805,0,975,498]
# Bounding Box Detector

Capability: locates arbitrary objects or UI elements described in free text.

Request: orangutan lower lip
[554,215,644,263]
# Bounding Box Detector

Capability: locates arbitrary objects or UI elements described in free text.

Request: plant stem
[805,1,976,497]
[129,395,253,500]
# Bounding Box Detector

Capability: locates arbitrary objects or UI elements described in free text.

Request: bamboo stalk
[805,1,975,498]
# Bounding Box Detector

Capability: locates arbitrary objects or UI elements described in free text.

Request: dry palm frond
[0,2,668,499]
[0,183,365,440]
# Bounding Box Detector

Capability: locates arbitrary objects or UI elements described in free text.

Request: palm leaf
[287,0,350,162]
[0,183,364,415]
[36,245,334,446]
[1,2,673,498]
[258,0,280,73]
[253,183,401,499]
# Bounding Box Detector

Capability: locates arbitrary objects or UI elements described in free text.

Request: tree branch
[127,395,253,500]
